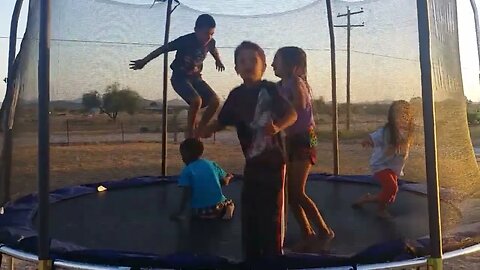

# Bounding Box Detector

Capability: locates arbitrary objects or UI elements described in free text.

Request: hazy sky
[1,0,480,101]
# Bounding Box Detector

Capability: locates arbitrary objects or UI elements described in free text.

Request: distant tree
[82,91,101,111]
[81,82,142,121]
[101,82,141,120]
[312,96,330,115]
[150,101,158,107]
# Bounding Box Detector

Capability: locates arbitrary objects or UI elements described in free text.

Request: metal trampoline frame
[1,0,479,269]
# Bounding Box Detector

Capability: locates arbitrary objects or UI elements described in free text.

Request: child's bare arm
[291,77,308,110]
[209,47,221,62]
[130,45,167,70]
[361,135,374,148]
[210,47,225,72]
[265,104,297,135]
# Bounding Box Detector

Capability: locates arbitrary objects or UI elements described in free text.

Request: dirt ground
[2,109,480,269]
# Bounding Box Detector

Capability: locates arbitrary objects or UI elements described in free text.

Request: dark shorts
[286,126,317,164]
[192,199,235,220]
[171,73,216,108]
[242,161,286,261]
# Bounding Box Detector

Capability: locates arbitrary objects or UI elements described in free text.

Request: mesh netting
[1,0,479,265]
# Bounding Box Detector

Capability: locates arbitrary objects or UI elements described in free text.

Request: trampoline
[0,174,478,269]
[2,0,480,268]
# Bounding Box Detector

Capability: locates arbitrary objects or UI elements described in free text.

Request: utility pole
[335,7,364,131]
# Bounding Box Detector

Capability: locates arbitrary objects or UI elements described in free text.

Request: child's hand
[361,137,373,148]
[224,173,234,185]
[130,59,147,70]
[265,120,280,135]
[215,60,225,72]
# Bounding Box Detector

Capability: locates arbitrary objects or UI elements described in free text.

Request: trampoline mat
[35,180,455,261]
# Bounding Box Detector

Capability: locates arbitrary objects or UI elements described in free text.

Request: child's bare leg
[352,193,377,208]
[288,162,315,238]
[186,97,202,138]
[289,161,333,239]
[289,199,314,237]
[376,203,392,219]
[299,195,334,238]
[196,95,220,135]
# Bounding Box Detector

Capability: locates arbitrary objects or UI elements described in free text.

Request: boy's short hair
[234,41,266,66]
[195,14,216,29]
[180,138,204,159]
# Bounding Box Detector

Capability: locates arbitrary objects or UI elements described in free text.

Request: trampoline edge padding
[0,174,477,269]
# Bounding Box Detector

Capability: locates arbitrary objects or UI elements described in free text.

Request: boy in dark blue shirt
[170,138,234,220]
[130,14,225,139]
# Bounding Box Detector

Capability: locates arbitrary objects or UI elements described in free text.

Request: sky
[0,0,480,101]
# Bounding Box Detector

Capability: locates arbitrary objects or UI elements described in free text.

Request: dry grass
[3,109,480,268]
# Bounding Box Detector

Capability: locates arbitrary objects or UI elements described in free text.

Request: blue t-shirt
[178,159,227,209]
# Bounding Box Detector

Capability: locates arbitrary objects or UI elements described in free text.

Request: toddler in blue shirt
[171,138,234,220]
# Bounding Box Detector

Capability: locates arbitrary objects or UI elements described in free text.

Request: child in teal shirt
[171,138,234,220]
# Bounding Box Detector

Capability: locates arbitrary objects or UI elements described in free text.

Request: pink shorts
[374,169,399,204]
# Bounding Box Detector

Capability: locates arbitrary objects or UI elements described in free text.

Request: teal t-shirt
[178,159,227,209]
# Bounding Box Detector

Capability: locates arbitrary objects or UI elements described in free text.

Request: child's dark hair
[234,41,266,66]
[180,138,204,160]
[195,14,216,29]
[385,100,414,148]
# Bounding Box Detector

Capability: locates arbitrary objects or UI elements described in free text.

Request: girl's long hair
[276,46,313,97]
[384,100,415,153]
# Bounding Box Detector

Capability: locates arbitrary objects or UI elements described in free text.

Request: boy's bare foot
[290,235,315,253]
[326,227,335,239]
[352,193,374,209]
[302,234,333,254]
[318,227,335,240]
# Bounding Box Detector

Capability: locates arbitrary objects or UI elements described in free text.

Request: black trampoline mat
[35,180,451,260]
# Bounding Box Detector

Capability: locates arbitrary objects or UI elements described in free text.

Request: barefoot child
[353,100,414,218]
[200,41,297,261]
[170,138,235,220]
[130,14,225,138]
[272,47,334,247]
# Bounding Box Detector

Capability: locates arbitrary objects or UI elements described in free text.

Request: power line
[0,36,420,62]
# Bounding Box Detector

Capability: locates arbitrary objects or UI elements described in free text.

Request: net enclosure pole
[416,0,443,269]
[38,0,53,268]
[325,0,340,175]
[161,0,174,176]
[1,0,25,205]
[469,0,480,82]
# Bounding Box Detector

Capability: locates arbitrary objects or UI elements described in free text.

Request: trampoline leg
[427,257,443,270]
[4,256,13,270]
[38,259,52,270]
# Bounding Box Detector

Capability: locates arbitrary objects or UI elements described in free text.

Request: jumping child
[352,100,415,218]
[170,138,235,220]
[130,14,225,138]
[272,46,334,247]
[200,41,297,262]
